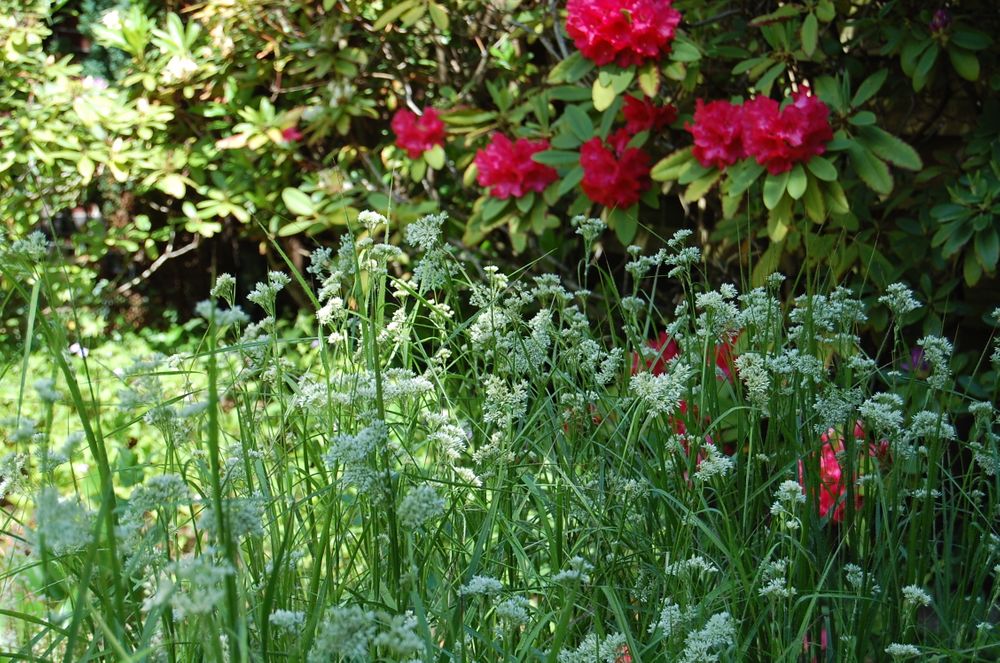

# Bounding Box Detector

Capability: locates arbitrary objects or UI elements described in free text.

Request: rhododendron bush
[3,0,998,309]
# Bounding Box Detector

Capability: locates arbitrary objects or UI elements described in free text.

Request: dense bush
[2,2,997,323]
[2,220,999,660]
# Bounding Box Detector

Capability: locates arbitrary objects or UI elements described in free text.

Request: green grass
[1,218,998,662]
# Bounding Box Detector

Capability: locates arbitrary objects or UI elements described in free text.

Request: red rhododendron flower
[742,88,833,174]
[391,107,446,158]
[474,134,559,199]
[686,99,746,169]
[799,427,863,523]
[281,126,303,142]
[580,129,651,208]
[566,0,682,67]
[623,95,678,135]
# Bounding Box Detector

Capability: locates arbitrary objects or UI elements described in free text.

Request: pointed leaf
[852,69,888,107]
[650,147,695,182]
[975,228,999,269]
[801,12,819,56]
[763,170,790,210]
[787,164,808,200]
[847,143,893,195]
[856,126,923,171]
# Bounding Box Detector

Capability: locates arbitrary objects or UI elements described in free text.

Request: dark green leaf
[951,28,992,51]
[562,105,593,142]
[532,150,580,167]
[852,69,888,107]
[726,159,766,196]
[913,43,939,91]
[856,126,923,171]
[948,46,980,81]
[847,143,893,195]
[975,228,999,269]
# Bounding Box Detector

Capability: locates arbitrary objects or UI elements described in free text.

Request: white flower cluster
[552,556,594,584]
[210,272,236,305]
[630,362,692,418]
[664,555,719,578]
[459,575,503,597]
[694,443,735,482]
[885,643,921,658]
[0,452,28,499]
[482,375,529,430]
[770,479,806,530]
[308,605,377,662]
[916,335,953,390]
[247,271,292,316]
[33,487,93,555]
[734,352,770,412]
[879,282,921,317]
[572,215,606,246]
[372,611,424,660]
[679,612,736,663]
[268,609,306,633]
[757,558,796,600]
[198,496,266,540]
[556,632,627,663]
[398,484,446,530]
[844,563,881,595]
[194,300,249,328]
[144,556,234,620]
[495,596,532,627]
[901,584,932,608]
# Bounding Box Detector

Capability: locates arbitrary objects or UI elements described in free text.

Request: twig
[115,235,200,295]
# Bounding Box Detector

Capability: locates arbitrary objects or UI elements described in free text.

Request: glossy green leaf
[726,160,766,196]
[532,150,580,167]
[683,170,723,202]
[912,43,939,91]
[763,170,789,210]
[592,78,616,112]
[851,69,888,107]
[424,145,445,169]
[281,187,316,216]
[806,155,838,181]
[787,164,808,200]
[975,228,999,269]
[650,148,695,182]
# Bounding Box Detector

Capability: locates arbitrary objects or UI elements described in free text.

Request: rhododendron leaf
[847,144,892,195]
[679,162,712,185]
[372,0,418,31]
[670,39,701,63]
[562,106,592,143]
[750,5,802,27]
[856,126,922,171]
[557,166,585,197]
[755,62,786,96]
[848,111,876,127]
[763,171,789,210]
[767,196,792,241]
[650,148,694,182]
[787,165,808,200]
[608,206,638,244]
[751,241,784,286]
[806,156,837,182]
[549,86,592,103]
[551,133,582,150]
[912,43,939,91]
[627,131,649,150]
[281,188,316,217]
[851,69,888,107]
[802,174,827,222]
[732,56,770,76]
[158,173,186,199]
[684,170,722,203]
[801,12,819,56]
[726,160,765,197]
[548,52,594,85]
[410,158,426,181]
[515,192,535,214]
[531,150,580,167]
[824,180,850,215]
[428,2,449,31]
[813,76,844,112]
[423,145,445,170]
[815,0,836,22]
[592,78,616,113]
[482,196,508,222]
[952,28,992,51]
[400,3,426,27]
[947,47,980,81]
[638,62,660,98]
[975,228,999,269]
[598,96,623,136]
[900,38,929,76]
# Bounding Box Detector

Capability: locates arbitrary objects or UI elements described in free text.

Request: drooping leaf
[847,143,893,194]
[806,155,838,181]
[763,170,790,210]
[801,12,819,56]
[650,148,695,182]
[852,69,888,107]
[947,46,980,81]
[856,126,923,171]
[787,164,808,200]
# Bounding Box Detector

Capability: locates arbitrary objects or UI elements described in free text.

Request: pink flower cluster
[686,88,833,174]
[391,107,446,158]
[474,134,559,199]
[565,0,682,67]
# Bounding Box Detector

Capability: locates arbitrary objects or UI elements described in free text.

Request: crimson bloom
[742,88,833,174]
[281,126,303,142]
[623,95,678,135]
[686,99,746,169]
[580,129,651,208]
[391,107,446,159]
[474,134,559,199]
[565,0,682,67]
[799,426,863,523]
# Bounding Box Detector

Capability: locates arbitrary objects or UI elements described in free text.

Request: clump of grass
[1,220,998,661]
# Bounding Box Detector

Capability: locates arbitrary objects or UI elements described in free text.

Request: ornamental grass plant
[1,214,998,662]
